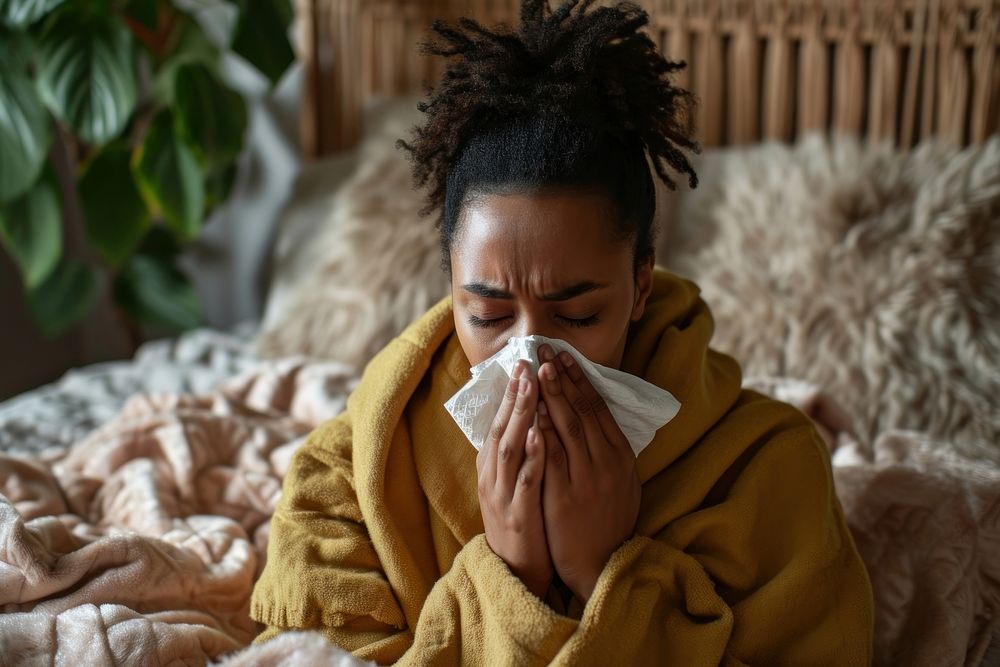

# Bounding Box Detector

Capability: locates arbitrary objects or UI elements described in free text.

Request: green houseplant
[0,0,294,340]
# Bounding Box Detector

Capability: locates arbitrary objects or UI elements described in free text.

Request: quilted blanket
[0,359,997,666]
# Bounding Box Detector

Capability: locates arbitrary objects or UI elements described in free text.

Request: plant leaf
[231,0,294,86]
[79,143,150,266]
[133,109,205,240]
[150,12,220,106]
[173,62,247,169]
[0,0,66,28]
[26,259,97,339]
[0,50,52,203]
[36,16,137,145]
[0,171,62,289]
[114,252,200,331]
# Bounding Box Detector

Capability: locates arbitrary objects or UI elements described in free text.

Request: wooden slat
[969,0,999,141]
[694,2,725,146]
[729,8,761,143]
[937,0,970,145]
[797,0,830,134]
[299,0,320,159]
[919,0,941,140]
[763,0,795,141]
[833,0,866,136]
[867,0,901,142]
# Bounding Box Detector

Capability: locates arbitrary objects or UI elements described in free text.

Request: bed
[2,0,999,665]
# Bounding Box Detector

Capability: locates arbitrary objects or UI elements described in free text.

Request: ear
[630,256,654,322]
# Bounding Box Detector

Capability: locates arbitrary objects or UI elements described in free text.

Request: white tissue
[444,335,681,456]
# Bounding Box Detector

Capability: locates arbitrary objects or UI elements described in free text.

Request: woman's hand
[476,360,553,600]
[535,343,641,604]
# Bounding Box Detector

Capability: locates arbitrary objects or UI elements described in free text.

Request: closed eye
[467,315,508,329]
[560,314,599,328]
[466,314,600,329]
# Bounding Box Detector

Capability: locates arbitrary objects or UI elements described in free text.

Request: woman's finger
[549,356,610,464]
[496,367,538,501]
[555,350,629,452]
[537,401,570,485]
[537,357,593,479]
[538,346,606,465]
[479,361,525,487]
[512,425,546,506]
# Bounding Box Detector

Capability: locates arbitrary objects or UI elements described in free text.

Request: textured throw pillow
[658,133,1000,462]
[256,97,449,370]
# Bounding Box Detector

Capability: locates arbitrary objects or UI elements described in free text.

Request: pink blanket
[0,362,996,665]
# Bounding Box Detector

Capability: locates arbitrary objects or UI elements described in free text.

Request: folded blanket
[250,269,874,664]
[0,358,359,665]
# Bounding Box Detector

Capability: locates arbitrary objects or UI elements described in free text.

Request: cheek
[573,303,634,368]
[570,330,621,368]
[455,317,501,366]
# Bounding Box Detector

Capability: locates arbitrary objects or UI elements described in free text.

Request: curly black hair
[395,0,700,274]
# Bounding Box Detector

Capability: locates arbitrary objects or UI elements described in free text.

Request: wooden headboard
[297,0,1000,159]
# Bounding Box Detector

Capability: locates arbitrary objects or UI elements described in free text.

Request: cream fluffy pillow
[256,98,449,369]
[658,133,1000,462]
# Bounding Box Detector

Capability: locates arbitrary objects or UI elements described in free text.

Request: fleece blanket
[0,359,997,666]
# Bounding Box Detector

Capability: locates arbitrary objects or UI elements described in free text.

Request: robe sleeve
[541,420,875,666]
[250,413,415,661]
[249,413,580,665]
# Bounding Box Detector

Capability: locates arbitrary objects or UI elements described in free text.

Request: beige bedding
[0,358,997,665]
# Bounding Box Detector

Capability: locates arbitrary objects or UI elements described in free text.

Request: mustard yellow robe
[250,269,874,665]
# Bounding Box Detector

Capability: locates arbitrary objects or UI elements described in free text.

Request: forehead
[451,190,628,282]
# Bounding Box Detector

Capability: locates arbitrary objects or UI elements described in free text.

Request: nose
[514,310,559,342]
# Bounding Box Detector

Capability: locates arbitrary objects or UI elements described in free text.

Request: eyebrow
[462,281,608,302]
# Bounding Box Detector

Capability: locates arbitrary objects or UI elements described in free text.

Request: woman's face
[450,190,653,369]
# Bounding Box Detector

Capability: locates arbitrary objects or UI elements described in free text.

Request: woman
[250,1,874,664]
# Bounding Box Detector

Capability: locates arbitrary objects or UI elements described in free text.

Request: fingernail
[542,363,557,381]
[559,351,574,367]
[541,346,554,362]
[513,361,524,379]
